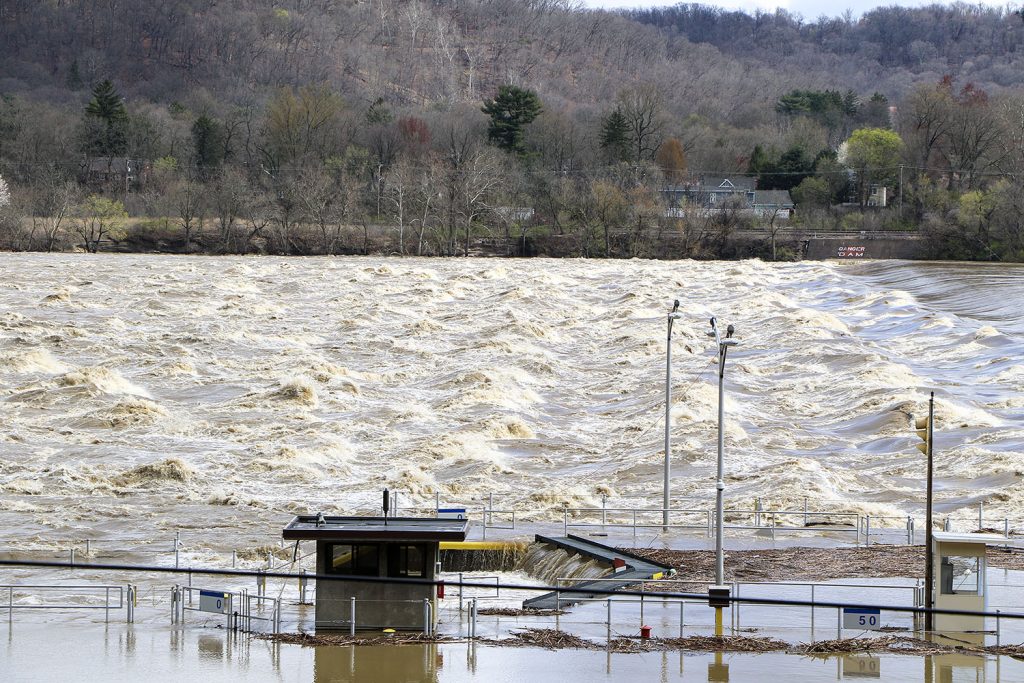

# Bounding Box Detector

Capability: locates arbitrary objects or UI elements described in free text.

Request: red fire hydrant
[640,625,652,639]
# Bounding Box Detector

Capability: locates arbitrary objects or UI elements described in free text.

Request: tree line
[0,1,1023,260]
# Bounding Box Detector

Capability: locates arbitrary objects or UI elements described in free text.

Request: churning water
[0,254,1021,550]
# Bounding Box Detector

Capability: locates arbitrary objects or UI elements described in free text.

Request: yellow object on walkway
[439,541,516,551]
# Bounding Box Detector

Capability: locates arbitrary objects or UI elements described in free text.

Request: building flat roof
[932,531,1008,545]
[282,515,469,542]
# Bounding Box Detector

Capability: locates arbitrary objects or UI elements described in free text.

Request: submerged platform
[523,534,674,609]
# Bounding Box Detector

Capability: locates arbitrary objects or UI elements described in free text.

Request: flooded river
[0,255,1021,548]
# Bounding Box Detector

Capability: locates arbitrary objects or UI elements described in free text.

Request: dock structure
[523,534,674,609]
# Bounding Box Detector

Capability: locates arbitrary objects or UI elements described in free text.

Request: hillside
[0,1,1022,261]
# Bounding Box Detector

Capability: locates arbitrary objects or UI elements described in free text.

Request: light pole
[707,316,738,637]
[664,300,682,529]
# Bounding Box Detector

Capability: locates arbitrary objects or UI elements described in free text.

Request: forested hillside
[0,0,1022,260]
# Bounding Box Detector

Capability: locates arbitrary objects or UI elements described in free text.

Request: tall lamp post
[707,316,738,637]
[664,300,682,529]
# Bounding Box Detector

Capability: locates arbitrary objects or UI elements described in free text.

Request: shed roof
[931,531,1007,545]
[753,190,794,207]
[282,515,469,542]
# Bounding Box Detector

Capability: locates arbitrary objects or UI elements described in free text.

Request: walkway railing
[2,584,124,622]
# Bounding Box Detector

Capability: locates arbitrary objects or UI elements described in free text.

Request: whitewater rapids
[0,254,1021,548]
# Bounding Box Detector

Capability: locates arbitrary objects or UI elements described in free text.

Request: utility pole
[898,164,904,222]
[664,300,682,529]
[916,393,935,632]
[707,317,738,637]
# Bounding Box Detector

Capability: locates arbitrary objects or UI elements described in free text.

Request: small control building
[282,515,468,631]
[931,531,1003,633]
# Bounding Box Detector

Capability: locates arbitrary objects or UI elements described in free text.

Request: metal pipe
[607,598,612,643]
[925,392,935,632]
[664,304,677,529]
[468,598,477,643]
[350,597,356,636]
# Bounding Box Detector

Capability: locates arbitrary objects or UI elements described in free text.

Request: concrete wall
[314,540,438,631]
[803,237,925,260]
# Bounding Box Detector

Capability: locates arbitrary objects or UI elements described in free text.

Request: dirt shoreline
[623,544,1024,582]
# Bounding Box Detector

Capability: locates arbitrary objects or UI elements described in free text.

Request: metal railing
[3,584,124,623]
[0,501,1017,575]
[313,597,435,636]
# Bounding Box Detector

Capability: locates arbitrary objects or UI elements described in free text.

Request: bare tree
[616,83,665,162]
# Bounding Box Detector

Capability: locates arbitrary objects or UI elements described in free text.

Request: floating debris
[477,607,565,616]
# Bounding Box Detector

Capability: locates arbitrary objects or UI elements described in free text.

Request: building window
[327,544,380,576]
[940,555,982,595]
[388,544,428,578]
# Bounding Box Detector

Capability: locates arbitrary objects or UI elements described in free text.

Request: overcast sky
[582,0,1015,19]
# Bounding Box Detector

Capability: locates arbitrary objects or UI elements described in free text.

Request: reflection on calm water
[314,644,439,683]
[928,653,985,683]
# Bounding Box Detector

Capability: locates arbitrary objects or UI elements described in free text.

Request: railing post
[632,509,637,538]
[679,601,684,636]
[350,596,356,636]
[563,506,568,535]
[126,585,134,623]
[231,550,237,568]
[979,502,984,530]
[70,547,75,566]
[707,510,712,538]
[470,598,478,640]
[907,516,912,545]
[607,598,612,643]
[944,517,951,531]
[755,497,761,527]
[86,539,91,558]
[105,587,110,623]
[459,572,464,614]
[299,570,307,605]
[601,494,607,528]
[865,515,871,545]
[996,609,1001,646]
[639,583,644,627]
[267,552,273,569]
[803,496,808,527]
[174,532,180,569]
[423,598,432,636]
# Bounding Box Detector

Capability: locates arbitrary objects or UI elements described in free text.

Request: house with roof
[662,176,793,219]
[80,157,150,191]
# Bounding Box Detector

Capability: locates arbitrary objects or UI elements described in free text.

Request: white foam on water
[0,254,1021,545]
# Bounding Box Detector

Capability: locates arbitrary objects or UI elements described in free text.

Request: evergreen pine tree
[481,85,543,156]
[599,109,630,162]
[192,114,226,172]
[83,80,129,156]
